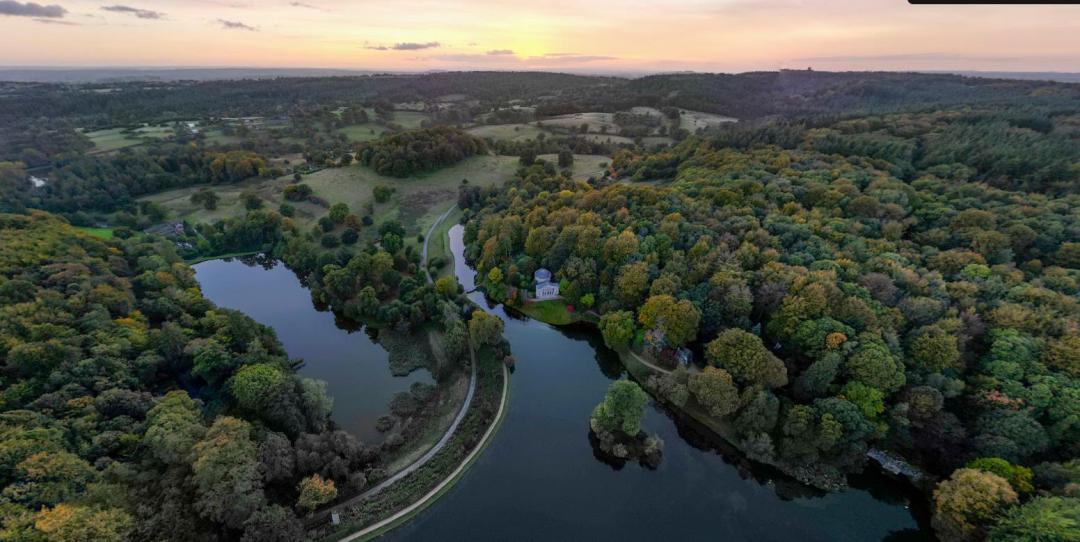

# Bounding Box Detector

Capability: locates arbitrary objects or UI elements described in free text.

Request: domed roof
[534,268,552,282]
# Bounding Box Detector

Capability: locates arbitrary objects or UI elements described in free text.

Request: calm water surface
[193,257,432,443]
[379,225,933,542]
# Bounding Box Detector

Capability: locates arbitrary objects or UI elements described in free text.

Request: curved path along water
[376,225,933,542]
[329,204,489,537]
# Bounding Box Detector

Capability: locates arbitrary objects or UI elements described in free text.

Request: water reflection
[193,256,433,443]
[376,225,931,541]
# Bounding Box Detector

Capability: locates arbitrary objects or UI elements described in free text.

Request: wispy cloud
[34,16,77,24]
[289,1,325,10]
[0,0,66,18]
[486,49,514,56]
[101,4,164,19]
[392,41,439,51]
[218,18,257,31]
[366,41,441,51]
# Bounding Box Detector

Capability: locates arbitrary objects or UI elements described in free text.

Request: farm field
[581,134,674,147]
[678,109,738,131]
[466,123,546,142]
[392,111,431,129]
[201,128,244,146]
[540,112,618,133]
[338,123,388,142]
[83,125,174,153]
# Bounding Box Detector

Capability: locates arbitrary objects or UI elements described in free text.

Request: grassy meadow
[84,125,174,154]
[141,153,609,245]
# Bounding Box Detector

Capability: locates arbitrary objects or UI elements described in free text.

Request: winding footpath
[422,205,456,285]
[328,204,506,541]
[628,350,673,374]
[339,358,509,542]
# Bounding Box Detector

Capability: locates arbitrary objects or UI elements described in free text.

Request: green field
[201,128,245,146]
[141,153,609,244]
[466,123,546,143]
[518,300,576,325]
[393,111,431,129]
[678,109,738,131]
[84,125,173,154]
[540,112,618,134]
[74,226,115,239]
[339,123,389,142]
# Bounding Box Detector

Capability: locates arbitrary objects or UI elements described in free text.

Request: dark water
[193,257,432,443]
[380,225,933,542]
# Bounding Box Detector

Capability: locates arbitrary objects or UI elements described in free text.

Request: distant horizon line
[1,65,1079,75]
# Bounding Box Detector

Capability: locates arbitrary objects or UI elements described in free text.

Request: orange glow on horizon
[0,0,1077,73]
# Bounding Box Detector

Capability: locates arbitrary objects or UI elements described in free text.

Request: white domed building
[534,268,560,300]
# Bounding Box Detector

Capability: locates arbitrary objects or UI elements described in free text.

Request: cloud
[289,1,324,10]
[365,41,441,51]
[0,0,66,18]
[392,41,439,50]
[486,49,514,56]
[218,18,256,31]
[34,16,77,24]
[101,4,163,19]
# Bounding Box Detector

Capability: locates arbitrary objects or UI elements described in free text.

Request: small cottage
[534,268,560,300]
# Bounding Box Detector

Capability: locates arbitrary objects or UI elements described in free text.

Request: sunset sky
[1,0,1078,73]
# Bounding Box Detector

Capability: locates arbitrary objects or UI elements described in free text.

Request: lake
[378,225,933,541]
[193,256,432,443]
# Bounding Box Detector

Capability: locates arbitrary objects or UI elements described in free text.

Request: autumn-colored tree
[637,295,700,347]
[614,262,650,306]
[191,417,265,529]
[688,366,740,418]
[932,468,1018,542]
[599,310,635,350]
[705,328,787,388]
[34,504,134,542]
[967,457,1034,494]
[435,276,457,296]
[910,325,962,373]
[468,310,504,347]
[297,474,338,513]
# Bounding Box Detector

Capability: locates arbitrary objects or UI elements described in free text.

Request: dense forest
[0,68,1078,541]
[0,212,383,541]
[0,149,272,216]
[460,103,1080,539]
[356,126,487,177]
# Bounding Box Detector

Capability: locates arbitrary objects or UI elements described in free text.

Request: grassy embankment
[313,346,508,541]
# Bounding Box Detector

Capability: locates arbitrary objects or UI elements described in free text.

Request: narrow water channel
[380,225,933,541]
[193,257,433,443]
